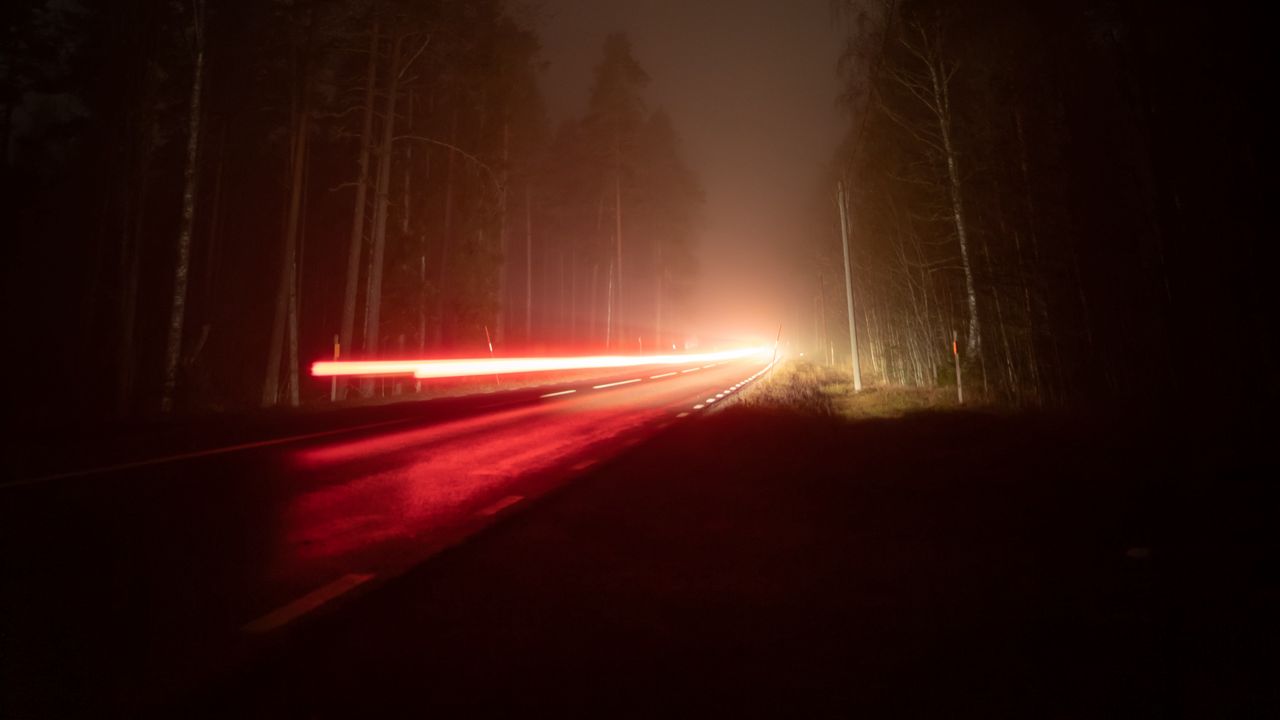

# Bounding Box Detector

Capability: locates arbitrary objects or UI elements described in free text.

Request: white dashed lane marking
[593,379,642,389]
[242,573,375,634]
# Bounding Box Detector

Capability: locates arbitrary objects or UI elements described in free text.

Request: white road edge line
[649,372,678,379]
[242,573,375,634]
[681,368,700,373]
[540,389,577,398]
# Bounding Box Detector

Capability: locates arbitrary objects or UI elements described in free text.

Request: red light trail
[310,345,773,380]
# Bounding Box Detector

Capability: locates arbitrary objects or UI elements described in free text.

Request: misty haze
[1,0,1270,716]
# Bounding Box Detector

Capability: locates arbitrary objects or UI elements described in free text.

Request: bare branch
[393,134,502,191]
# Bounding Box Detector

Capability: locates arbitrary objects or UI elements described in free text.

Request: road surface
[1,355,773,715]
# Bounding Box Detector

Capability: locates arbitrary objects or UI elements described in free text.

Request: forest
[817,0,1269,410]
[2,0,701,418]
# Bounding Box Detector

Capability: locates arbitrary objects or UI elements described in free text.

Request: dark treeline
[818,0,1269,409]
[3,0,700,419]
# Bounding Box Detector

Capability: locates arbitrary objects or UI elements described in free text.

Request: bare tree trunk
[589,262,599,346]
[116,126,153,417]
[654,242,663,351]
[613,154,624,349]
[1013,108,1041,264]
[0,101,11,168]
[339,19,379,386]
[605,259,614,349]
[433,109,458,347]
[262,93,310,406]
[1013,109,1048,403]
[930,61,979,355]
[817,274,830,364]
[418,158,432,354]
[203,123,226,314]
[160,4,205,413]
[495,119,510,345]
[117,185,144,416]
[402,91,413,235]
[286,135,310,407]
[1013,229,1042,402]
[361,30,403,392]
[893,21,980,355]
[977,226,1016,398]
[568,253,577,344]
[558,251,567,343]
[524,183,533,343]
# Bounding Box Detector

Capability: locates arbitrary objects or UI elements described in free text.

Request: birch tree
[338,16,379,398]
[882,17,981,355]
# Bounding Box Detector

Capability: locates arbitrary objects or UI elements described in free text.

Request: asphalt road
[182,398,1270,718]
[0,355,773,716]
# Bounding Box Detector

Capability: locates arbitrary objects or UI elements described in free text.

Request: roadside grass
[831,384,962,419]
[736,360,838,414]
[739,359,972,419]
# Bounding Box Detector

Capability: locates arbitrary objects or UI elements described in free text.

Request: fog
[536,0,845,345]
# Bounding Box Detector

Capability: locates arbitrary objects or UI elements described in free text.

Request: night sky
[536,0,845,341]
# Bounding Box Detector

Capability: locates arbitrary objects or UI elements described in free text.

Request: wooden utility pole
[836,181,862,392]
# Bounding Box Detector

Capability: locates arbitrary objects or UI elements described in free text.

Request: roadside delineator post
[953,330,964,405]
[484,325,499,385]
[330,334,340,402]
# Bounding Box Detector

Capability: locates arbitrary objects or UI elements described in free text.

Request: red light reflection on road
[293,402,548,467]
[282,403,664,561]
[265,356,768,590]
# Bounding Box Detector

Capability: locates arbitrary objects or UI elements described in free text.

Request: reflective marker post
[330,334,340,402]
